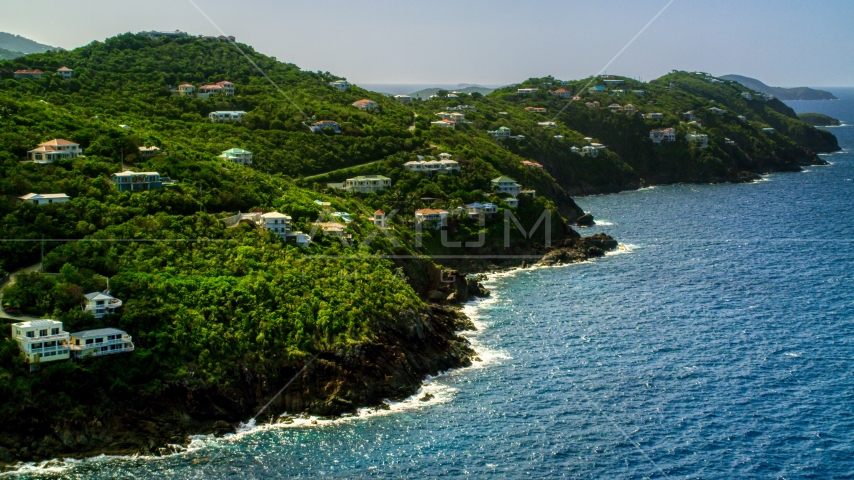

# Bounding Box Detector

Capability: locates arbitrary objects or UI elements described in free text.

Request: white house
[686,132,709,149]
[491,176,521,197]
[138,146,161,158]
[762,127,776,134]
[709,107,727,116]
[517,88,538,94]
[554,135,564,140]
[216,80,235,95]
[344,175,391,193]
[538,121,558,128]
[10,319,71,365]
[178,84,196,96]
[330,80,351,91]
[209,111,247,122]
[219,148,253,165]
[623,104,636,115]
[69,328,134,358]
[19,193,71,205]
[488,126,511,140]
[570,146,581,154]
[310,120,341,133]
[581,146,599,157]
[82,292,123,319]
[608,103,623,113]
[588,86,606,94]
[111,170,163,192]
[431,119,455,129]
[642,113,664,120]
[525,107,547,113]
[725,138,736,145]
[415,209,449,229]
[353,99,378,111]
[373,210,387,228]
[682,111,696,121]
[57,66,73,79]
[261,212,292,239]
[741,92,754,100]
[436,111,466,124]
[119,124,131,130]
[737,115,747,122]
[650,128,677,144]
[466,202,498,219]
[28,139,82,163]
[403,159,460,174]
[394,94,412,104]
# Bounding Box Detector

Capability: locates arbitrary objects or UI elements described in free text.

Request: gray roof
[70,328,126,339]
[84,291,116,301]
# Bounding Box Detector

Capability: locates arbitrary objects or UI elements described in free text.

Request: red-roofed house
[197,84,224,99]
[415,208,449,228]
[14,69,43,79]
[216,81,235,95]
[550,88,571,99]
[28,139,82,163]
[522,160,543,169]
[373,210,387,228]
[353,99,378,111]
[524,106,548,113]
[57,67,73,79]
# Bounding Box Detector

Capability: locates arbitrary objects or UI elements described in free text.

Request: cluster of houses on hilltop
[11,289,134,369]
[14,67,73,80]
[175,80,235,99]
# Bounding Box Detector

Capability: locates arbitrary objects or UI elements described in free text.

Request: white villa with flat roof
[209,111,247,122]
[404,159,460,174]
[344,175,391,193]
[330,80,351,91]
[261,212,292,239]
[11,320,71,365]
[220,148,253,165]
[19,193,70,205]
[82,292,123,319]
[28,139,82,163]
[69,328,134,358]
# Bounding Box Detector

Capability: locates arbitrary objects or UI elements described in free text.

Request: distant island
[0,32,60,60]
[409,85,495,99]
[720,74,837,101]
[798,113,841,126]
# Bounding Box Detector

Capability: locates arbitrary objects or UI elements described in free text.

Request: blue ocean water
[10,92,854,479]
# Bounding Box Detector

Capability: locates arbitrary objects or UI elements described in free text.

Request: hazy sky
[4,0,853,87]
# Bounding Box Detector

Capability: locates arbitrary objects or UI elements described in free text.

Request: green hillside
[0,32,59,57]
[0,34,839,464]
[720,74,838,101]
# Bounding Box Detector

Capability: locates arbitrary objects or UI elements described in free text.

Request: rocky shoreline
[0,231,618,471]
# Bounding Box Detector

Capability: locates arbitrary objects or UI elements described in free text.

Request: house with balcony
[650,128,677,144]
[14,69,43,79]
[10,320,71,366]
[415,209,449,229]
[138,146,160,158]
[466,202,498,219]
[581,146,599,157]
[28,139,82,163]
[19,193,70,205]
[403,159,460,174]
[178,84,196,97]
[394,94,412,104]
[682,111,696,121]
[69,328,134,358]
[488,126,511,140]
[330,80,351,91]
[216,80,235,95]
[431,119,455,129]
[209,111,247,122]
[344,175,391,193]
[310,120,341,133]
[219,148,253,165]
[57,66,73,79]
[436,111,466,124]
[550,88,571,98]
[111,170,163,191]
[261,212,291,239]
[197,84,224,99]
[623,104,636,115]
[82,292,123,319]
[525,106,547,113]
[686,132,709,149]
[353,99,378,111]
[608,104,623,113]
[491,176,521,197]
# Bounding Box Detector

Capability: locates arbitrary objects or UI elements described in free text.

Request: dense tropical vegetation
[0,33,837,464]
